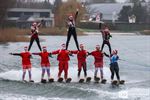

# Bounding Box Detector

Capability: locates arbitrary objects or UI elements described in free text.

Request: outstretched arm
[32,53,40,55]
[9,53,21,56]
[51,50,60,55]
[103,52,110,57]
[70,50,78,54]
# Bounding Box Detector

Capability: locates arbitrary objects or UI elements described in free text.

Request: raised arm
[37,22,41,27]
[75,9,79,21]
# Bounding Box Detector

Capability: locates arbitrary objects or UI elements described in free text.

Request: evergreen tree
[131,1,148,22]
[118,6,132,22]
[0,0,16,28]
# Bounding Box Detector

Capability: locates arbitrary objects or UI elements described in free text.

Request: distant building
[6,8,54,28]
[87,2,149,23]
[87,3,133,22]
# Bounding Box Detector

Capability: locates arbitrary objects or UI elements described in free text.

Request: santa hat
[80,44,84,47]
[96,45,100,48]
[24,46,28,49]
[61,43,66,47]
[42,46,47,49]
[113,49,118,54]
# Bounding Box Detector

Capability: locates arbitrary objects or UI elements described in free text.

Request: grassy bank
[139,30,150,35]
[0,28,29,43]
[0,27,84,43]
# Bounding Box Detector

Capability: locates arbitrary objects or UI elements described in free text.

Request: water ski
[66,78,72,83]
[79,79,84,83]
[22,80,34,84]
[94,77,100,83]
[101,79,107,84]
[111,80,118,85]
[49,78,54,83]
[57,77,63,83]
[119,80,125,85]
[29,80,34,83]
[86,77,91,83]
[41,79,47,83]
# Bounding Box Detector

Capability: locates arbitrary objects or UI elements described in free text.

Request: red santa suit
[52,49,70,79]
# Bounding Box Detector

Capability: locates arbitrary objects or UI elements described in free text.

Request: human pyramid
[10,9,124,85]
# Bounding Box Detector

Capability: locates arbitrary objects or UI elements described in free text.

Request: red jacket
[71,50,87,62]
[20,52,31,66]
[91,50,104,66]
[33,52,50,66]
[52,49,70,61]
[31,26,39,39]
[101,30,110,41]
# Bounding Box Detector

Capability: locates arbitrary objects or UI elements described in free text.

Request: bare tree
[0,0,16,28]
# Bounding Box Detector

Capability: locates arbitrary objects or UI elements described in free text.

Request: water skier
[66,9,80,50]
[10,46,34,82]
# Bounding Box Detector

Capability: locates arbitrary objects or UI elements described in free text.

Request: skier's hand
[30,55,33,59]
[88,52,91,55]
[76,8,79,12]
[9,53,13,55]
[110,35,112,38]
[41,19,44,23]
[69,53,74,57]
[49,53,53,58]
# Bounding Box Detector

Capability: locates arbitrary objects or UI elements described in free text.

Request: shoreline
[0,29,150,43]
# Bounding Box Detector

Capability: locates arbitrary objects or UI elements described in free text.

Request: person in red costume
[71,44,88,78]
[100,26,112,55]
[51,44,71,81]
[10,46,33,82]
[32,46,52,82]
[89,45,108,81]
[28,21,42,51]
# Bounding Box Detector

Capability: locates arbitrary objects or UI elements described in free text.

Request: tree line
[118,0,150,23]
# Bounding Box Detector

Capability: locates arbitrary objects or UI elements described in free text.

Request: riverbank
[139,30,150,35]
[0,29,29,43]
[0,27,84,43]
[79,28,150,35]
[0,28,149,43]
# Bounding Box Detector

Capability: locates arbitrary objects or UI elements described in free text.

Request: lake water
[0,34,150,100]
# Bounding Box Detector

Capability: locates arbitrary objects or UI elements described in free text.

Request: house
[87,3,133,22]
[6,8,54,28]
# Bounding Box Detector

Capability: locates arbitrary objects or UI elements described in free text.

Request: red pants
[94,62,103,68]
[58,61,68,80]
[22,65,31,69]
[78,61,86,71]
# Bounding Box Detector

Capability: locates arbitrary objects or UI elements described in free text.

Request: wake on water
[0,65,111,83]
[0,65,149,100]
